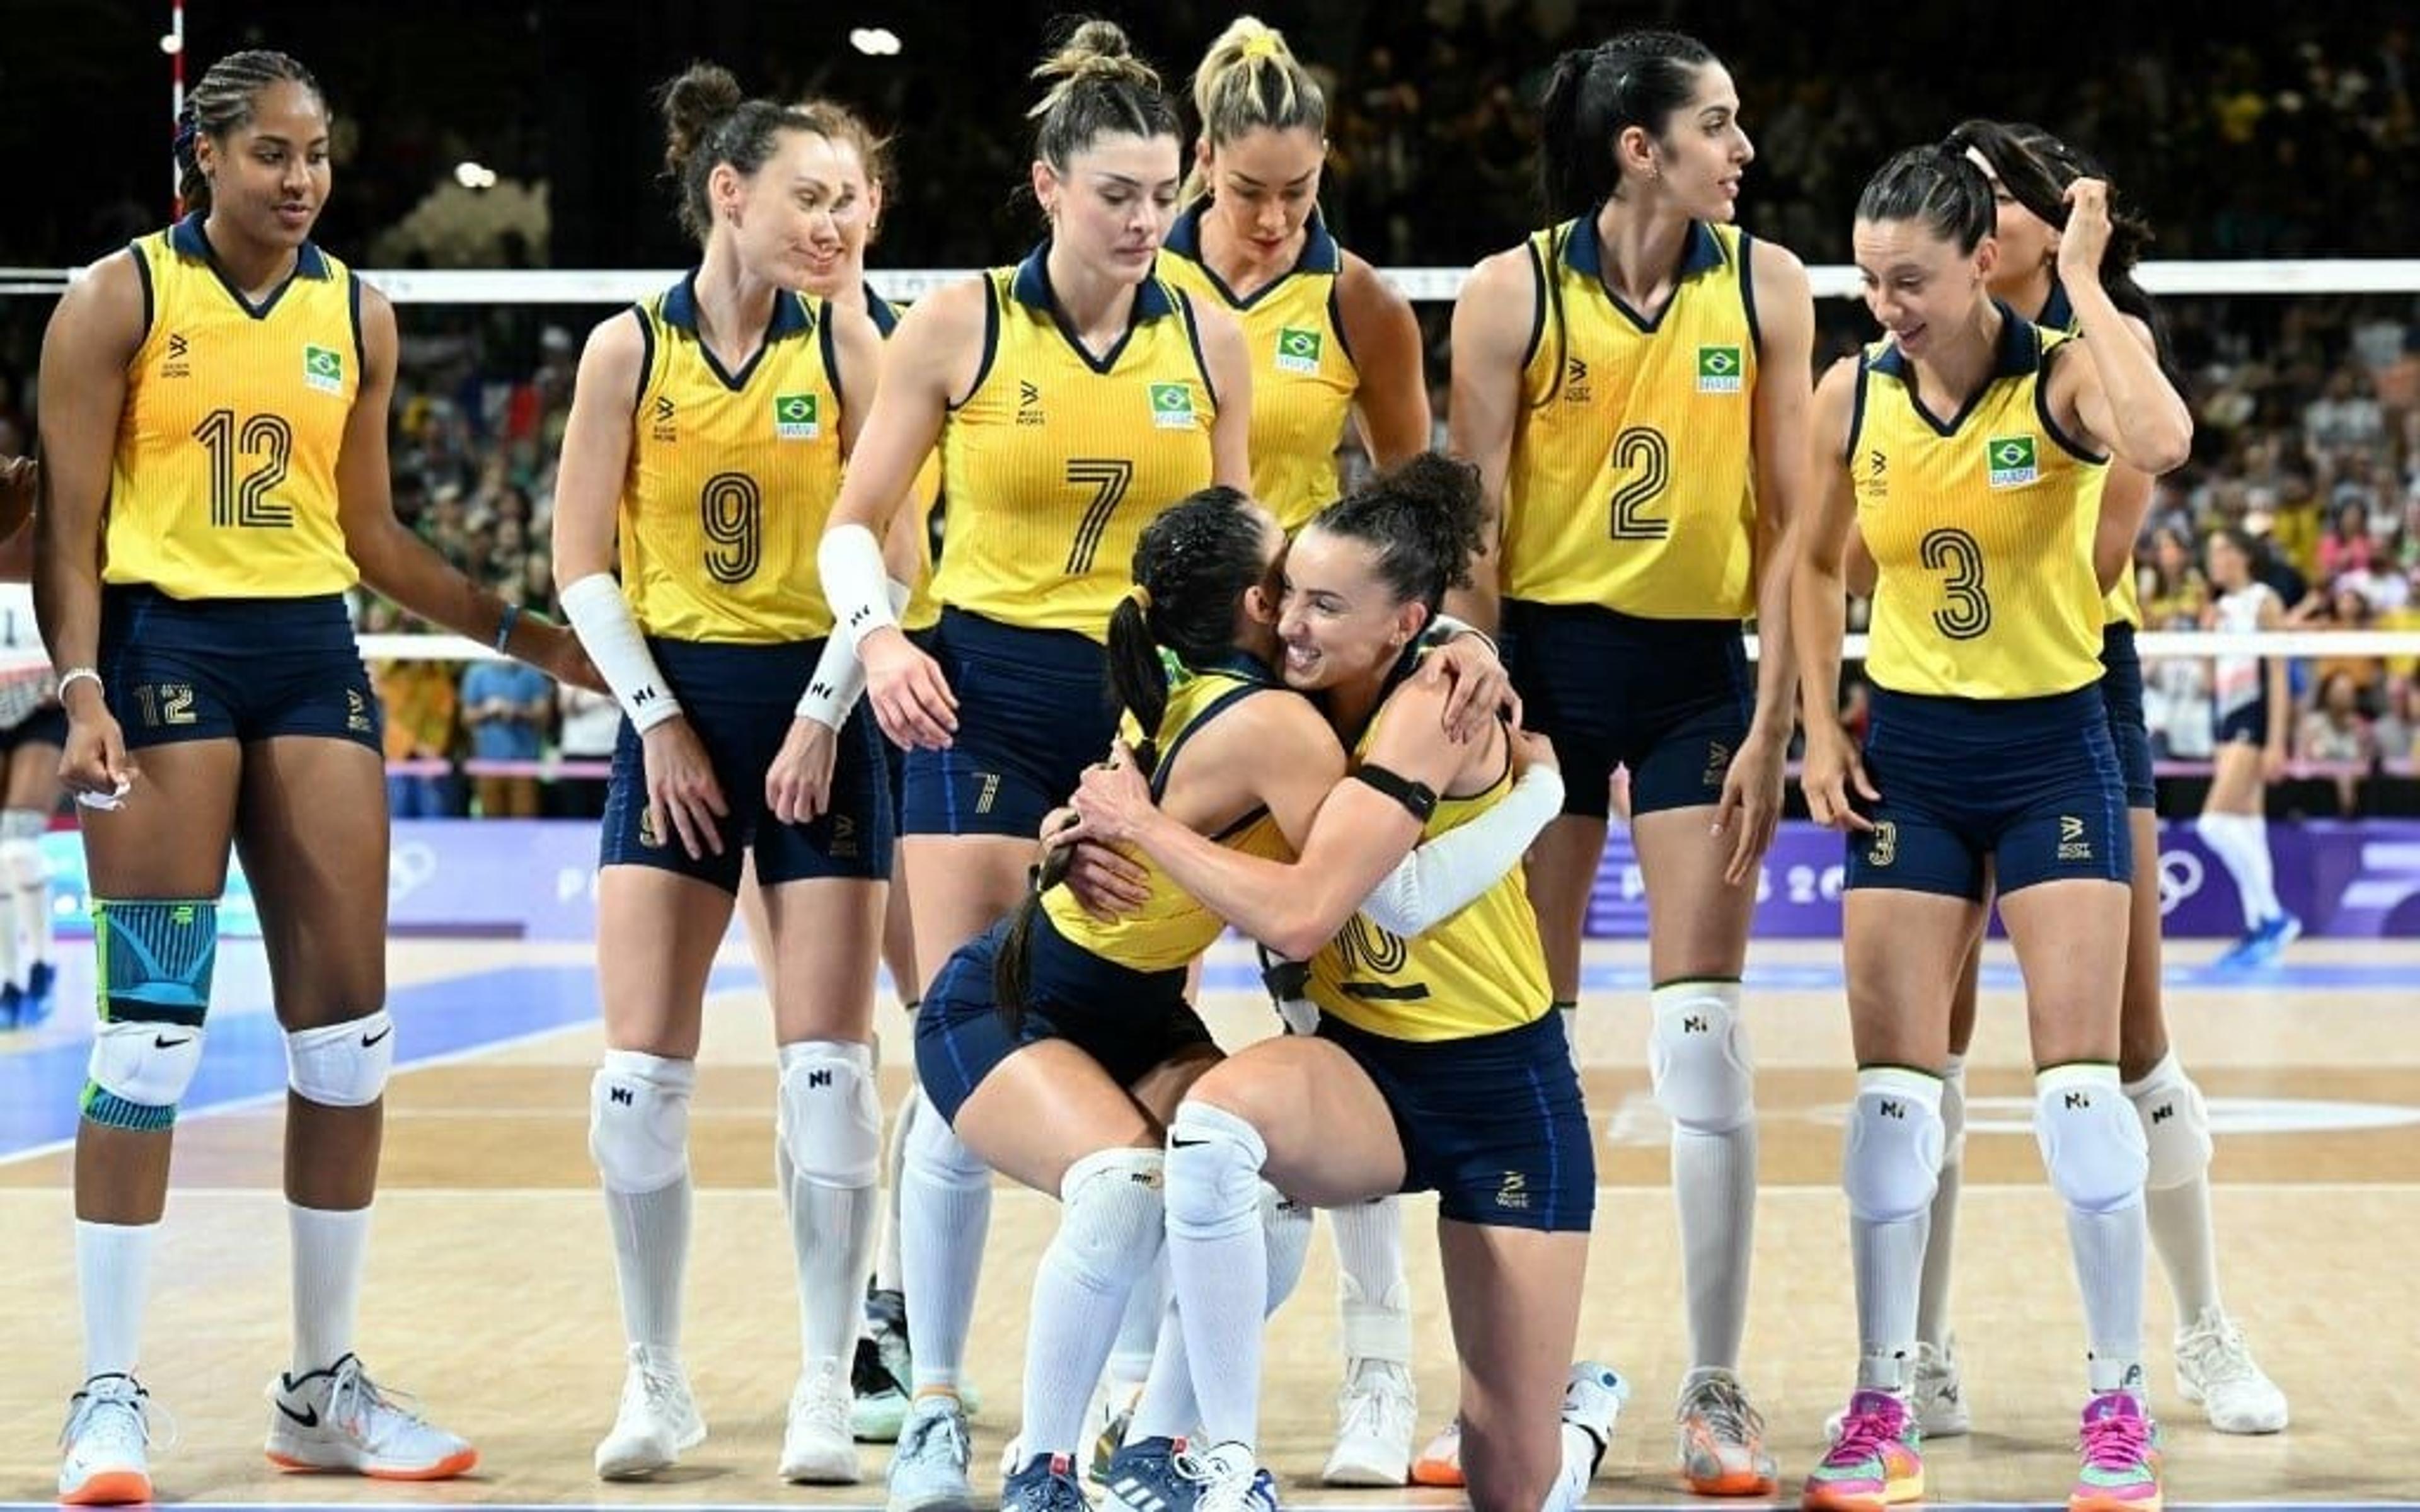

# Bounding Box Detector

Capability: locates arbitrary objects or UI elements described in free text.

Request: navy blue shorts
[0,704,66,753]
[99,585,381,753]
[2097,623,2157,810]
[2215,700,2269,748]
[901,609,1115,840]
[600,637,894,891]
[916,910,1214,1125]
[1847,685,2130,900]
[1502,600,1751,818]
[1316,1009,1594,1233]
[880,627,939,830]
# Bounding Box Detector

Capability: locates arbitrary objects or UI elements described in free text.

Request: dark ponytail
[1535,30,1718,219]
[1304,452,1484,619]
[1855,146,1995,255]
[994,486,1271,1024]
[657,62,828,244]
[177,50,323,214]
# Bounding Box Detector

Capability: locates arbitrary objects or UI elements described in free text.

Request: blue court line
[1194,960,2420,993]
[0,960,760,1160]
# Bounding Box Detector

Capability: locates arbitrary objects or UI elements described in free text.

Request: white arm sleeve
[559,574,681,732]
[796,578,916,729]
[819,524,897,650]
[1357,761,1565,936]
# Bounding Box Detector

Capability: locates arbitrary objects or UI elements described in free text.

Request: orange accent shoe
[1801,1390,1922,1512]
[58,1375,161,1506]
[264,1354,478,1480]
[1676,1370,1778,1496]
[1410,1418,1465,1488]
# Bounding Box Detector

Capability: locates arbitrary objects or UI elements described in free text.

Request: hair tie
[1127,583,1153,612]
[1241,32,1281,61]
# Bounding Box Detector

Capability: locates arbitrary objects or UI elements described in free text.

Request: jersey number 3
[1921,527,1993,640]
[1606,426,1671,541]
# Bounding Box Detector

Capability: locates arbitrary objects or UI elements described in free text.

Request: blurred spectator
[367,600,463,818]
[459,656,554,818]
[2300,668,2380,812]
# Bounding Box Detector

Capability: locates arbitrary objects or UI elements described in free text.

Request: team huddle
[31,15,2295,1512]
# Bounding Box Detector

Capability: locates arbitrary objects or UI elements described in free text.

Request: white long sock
[289,1203,371,1375]
[1332,1196,1411,1365]
[872,1084,921,1298]
[2038,1066,2150,1395]
[1128,1180,1311,1446]
[78,1220,155,1379]
[1914,1055,1966,1348]
[1165,1102,1269,1453]
[1848,1069,1943,1392]
[1022,1149,1165,1459]
[0,868,21,994]
[1105,1252,1165,1399]
[780,1041,881,1374]
[595,1051,695,1353]
[1656,981,1758,1373]
[2196,811,2279,927]
[2126,1053,2225,1320]
[900,1108,990,1392]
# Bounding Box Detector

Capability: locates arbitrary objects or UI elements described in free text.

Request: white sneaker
[1563,1361,1629,1480]
[267,1354,476,1479]
[1911,1337,1970,1438]
[1183,1441,1280,1512]
[1673,1367,1772,1496]
[888,1392,975,1512]
[2175,1307,2288,1433]
[594,1344,706,1480]
[782,1361,863,1482]
[59,1375,161,1506]
[1322,1358,1416,1486]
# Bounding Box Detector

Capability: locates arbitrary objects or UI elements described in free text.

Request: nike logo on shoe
[1168,1137,1207,1148]
[153,1034,191,1049]
[277,1400,321,1428]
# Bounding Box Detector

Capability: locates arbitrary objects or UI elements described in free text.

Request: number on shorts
[698,472,763,585]
[193,409,296,528]
[1920,527,1991,639]
[1606,425,1671,541]
[1064,459,1136,575]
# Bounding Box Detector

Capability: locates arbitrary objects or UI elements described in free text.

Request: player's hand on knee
[640,716,728,859]
[863,631,957,750]
[766,718,839,826]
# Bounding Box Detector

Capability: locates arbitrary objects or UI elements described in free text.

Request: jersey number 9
[699,472,763,585]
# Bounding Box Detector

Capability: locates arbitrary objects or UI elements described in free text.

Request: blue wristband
[493,602,522,653]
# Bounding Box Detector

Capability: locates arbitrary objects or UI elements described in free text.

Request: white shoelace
[1336,1368,1413,1442]
[2179,1316,2263,1386]
[64,1378,176,1458]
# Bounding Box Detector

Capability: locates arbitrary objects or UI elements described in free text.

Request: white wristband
[796,580,914,729]
[559,575,682,732]
[819,524,898,650]
[56,667,105,704]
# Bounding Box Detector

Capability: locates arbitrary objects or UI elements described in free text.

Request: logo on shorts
[1563,356,1591,403]
[1148,382,1196,429]
[1702,740,1731,789]
[302,343,345,395]
[830,813,859,860]
[1495,1171,1531,1211]
[2058,813,2092,862]
[1697,344,1744,393]
[1018,379,1046,427]
[637,807,662,849]
[1985,433,2039,489]
[345,688,373,734]
[1275,326,1323,375]
[974,772,1002,816]
[773,392,821,440]
[1865,819,1898,869]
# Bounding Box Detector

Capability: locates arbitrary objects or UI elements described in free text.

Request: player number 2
[1606,425,1671,541]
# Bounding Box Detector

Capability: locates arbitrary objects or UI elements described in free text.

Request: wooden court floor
[2,934,2411,1508]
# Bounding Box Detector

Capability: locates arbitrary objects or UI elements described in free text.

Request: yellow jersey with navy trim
[1043,660,1289,971]
[1309,688,1553,1043]
[621,275,845,643]
[1852,309,2109,700]
[2037,280,2141,630]
[933,244,1218,639]
[1501,215,1760,618]
[1158,205,1355,532]
[108,214,361,598]
[868,289,945,634]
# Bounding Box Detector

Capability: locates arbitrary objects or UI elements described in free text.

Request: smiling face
[1199,124,1324,256]
[1034,131,1184,284]
[1274,525,1426,694]
[710,128,868,292]
[193,79,331,249]
[1853,214,1998,360]
[787,132,880,297]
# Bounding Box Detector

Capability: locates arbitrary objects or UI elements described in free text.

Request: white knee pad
[1165,1101,1267,1241]
[1648,982,1756,1135]
[778,1039,882,1188]
[1939,1055,1968,1167]
[2035,1065,2148,1214]
[1841,1067,1945,1223]
[1,830,49,888]
[87,1019,205,1112]
[1260,1182,1313,1314]
[590,1049,696,1194]
[1052,1146,1166,1292]
[285,1011,395,1108]
[2124,1052,2213,1192]
[905,1097,992,1189]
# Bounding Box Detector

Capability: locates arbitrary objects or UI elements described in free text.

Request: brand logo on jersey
[1148,382,1196,429]
[1858,447,1889,502]
[162,331,192,378]
[773,392,821,440]
[1563,355,1591,403]
[1275,326,1323,375]
[651,395,677,442]
[1017,379,1045,427]
[1495,1171,1531,1211]
[1986,434,2039,489]
[1697,344,1744,393]
[830,813,858,860]
[2058,813,2092,861]
[302,344,344,395]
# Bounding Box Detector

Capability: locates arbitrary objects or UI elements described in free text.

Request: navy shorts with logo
[900,609,1117,840]
[1317,1008,1594,1233]
[2097,622,2157,810]
[2215,699,2269,748]
[100,585,381,752]
[1502,599,1751,819]
[1847,684,2130,900]
[600,636,894,891]
[880,627,940,828]
[917,910,1214,1126]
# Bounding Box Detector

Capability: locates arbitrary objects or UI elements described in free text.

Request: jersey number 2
[1606,426,1671,541]
[1921,527,1992,639]
[193,409,294,528]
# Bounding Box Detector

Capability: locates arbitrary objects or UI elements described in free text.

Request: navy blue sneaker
[1102,1436,1194,1512]
[1001,1452,1093,1512]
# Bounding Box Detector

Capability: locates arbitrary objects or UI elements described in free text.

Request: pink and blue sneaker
[2070,1390,2162,1512]
[1802,1390,1922,1511]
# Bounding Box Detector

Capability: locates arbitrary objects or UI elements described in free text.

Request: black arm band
[1256,944,1311,1005]
[1351,762,1438,823]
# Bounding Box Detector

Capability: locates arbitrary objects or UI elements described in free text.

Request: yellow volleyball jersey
[621,275,846,643]
[2037,280,2141,629]
[1044,660,1289,971]
[1501,215,1760,618]
[1852,310,2110,699]
[1158,206,1356,531]
[107,215,362,598]
[1309,685,1553,1043]
[933,245,1218,639]
[868,290,945,634]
